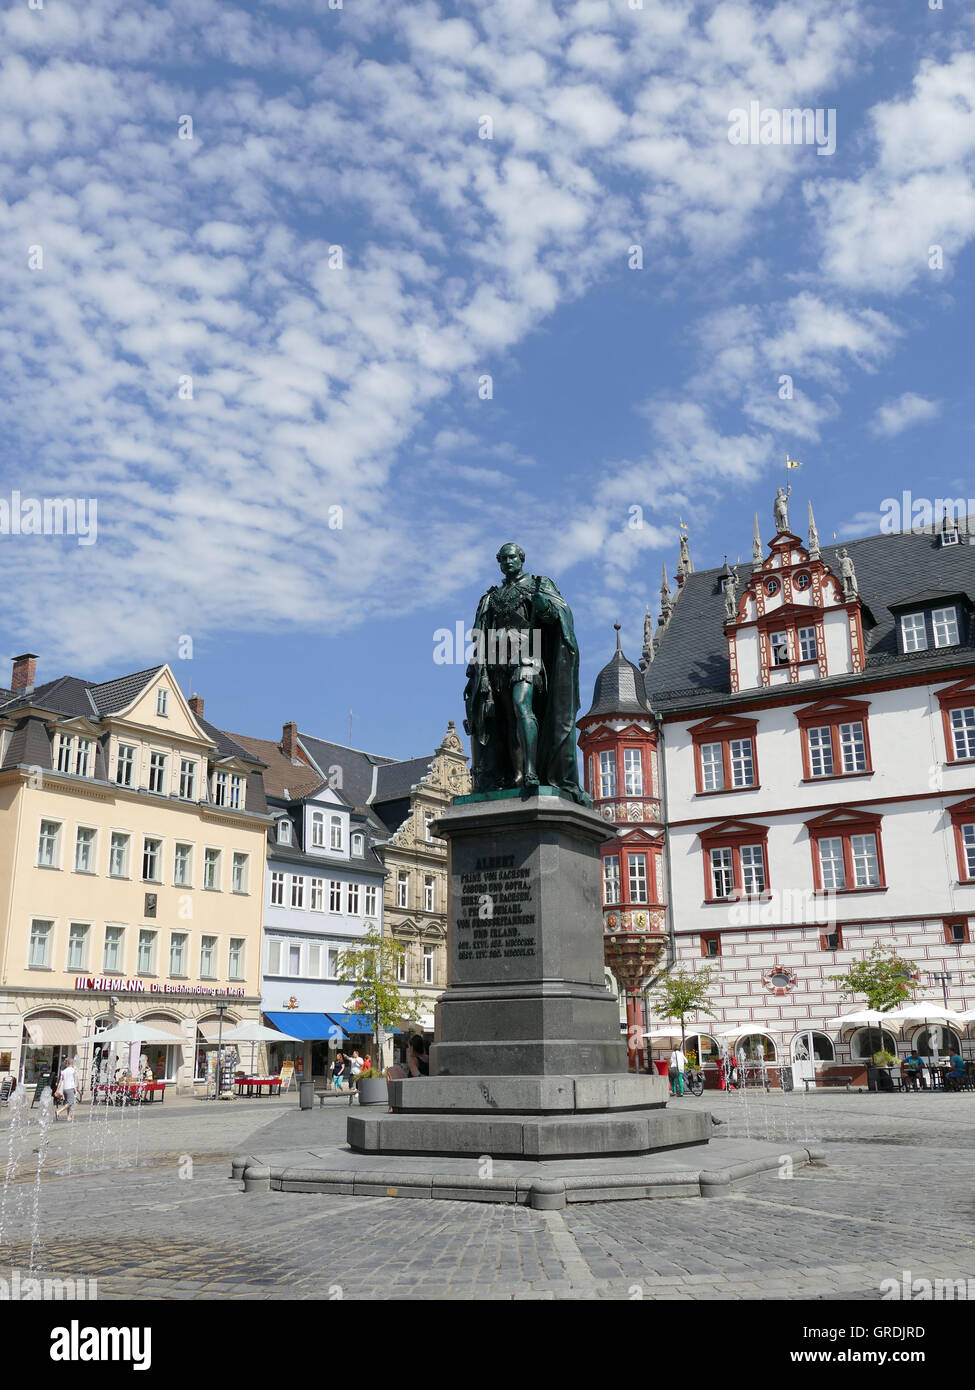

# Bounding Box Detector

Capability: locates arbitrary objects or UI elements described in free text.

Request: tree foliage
[651,967,719,1046]
[336,926,409,1040]
[830,943,915,1013]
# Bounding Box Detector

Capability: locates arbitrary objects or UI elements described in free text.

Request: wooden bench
[315,1087,356,1107]
[802,1076,852,1092]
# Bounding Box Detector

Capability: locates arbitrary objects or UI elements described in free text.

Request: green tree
[336,926,408,1045]
[830,943,915,1012]
[650,967,719,1048]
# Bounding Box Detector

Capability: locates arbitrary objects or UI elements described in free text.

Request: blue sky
[1,0,974,760]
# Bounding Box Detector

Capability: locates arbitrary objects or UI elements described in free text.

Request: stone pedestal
[348,792,709,1160]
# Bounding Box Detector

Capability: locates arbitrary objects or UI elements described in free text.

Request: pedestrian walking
[349,1049,364,1093]
[331,1051,346,1092]
[55,1056,78,1122]
[669,1045,687,1097]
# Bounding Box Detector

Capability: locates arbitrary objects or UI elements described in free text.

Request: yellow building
[0,656,270,1094]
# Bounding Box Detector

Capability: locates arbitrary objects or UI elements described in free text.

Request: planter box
[356,1078,389,1107]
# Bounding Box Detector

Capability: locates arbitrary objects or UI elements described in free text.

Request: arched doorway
[791,1030,835,1087]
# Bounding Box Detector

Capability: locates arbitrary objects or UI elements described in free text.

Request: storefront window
[735,1033,777,1062]
[851,1028,898,1060]
[684,1033,720,1065]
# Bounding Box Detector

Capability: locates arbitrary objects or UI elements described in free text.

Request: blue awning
[325,1012,401,1036]
[265,1012,344,1041]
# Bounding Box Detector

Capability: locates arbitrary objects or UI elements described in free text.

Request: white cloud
[869,393,942,438]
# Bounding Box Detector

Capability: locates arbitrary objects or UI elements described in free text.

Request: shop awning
[323,1013,403,1037]
[24,1016,80,1047]
[264,1012,343,1041]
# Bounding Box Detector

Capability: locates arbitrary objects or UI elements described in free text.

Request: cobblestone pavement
[1,1089,972,1300]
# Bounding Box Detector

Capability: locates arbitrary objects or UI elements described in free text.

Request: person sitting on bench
[946,1051,966,1091]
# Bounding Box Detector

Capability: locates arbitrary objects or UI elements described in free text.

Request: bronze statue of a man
[463,543,590,805]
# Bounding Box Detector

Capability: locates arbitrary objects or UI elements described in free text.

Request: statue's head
[496,542,525,576]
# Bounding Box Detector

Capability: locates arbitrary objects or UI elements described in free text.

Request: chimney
[282,721,299,761]
[11,653,38,693]
[188,694,205,718]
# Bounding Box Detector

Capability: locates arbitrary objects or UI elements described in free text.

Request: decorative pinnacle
[614,622,622,652]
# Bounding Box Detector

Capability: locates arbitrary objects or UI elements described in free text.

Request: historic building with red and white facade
[623,496,975,1084]
[578,627,667,1067]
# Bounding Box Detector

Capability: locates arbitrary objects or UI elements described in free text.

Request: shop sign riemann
[73,978,245,998]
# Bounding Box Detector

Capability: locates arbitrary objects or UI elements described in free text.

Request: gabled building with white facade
[641,501,975,1084]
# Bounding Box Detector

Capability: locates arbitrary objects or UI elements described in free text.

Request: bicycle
[685,1067,705,1098]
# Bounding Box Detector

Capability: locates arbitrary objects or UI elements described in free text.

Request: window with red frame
[947,797,975,883]
[690,717,759,795]
[807,809,885,892]
[795,699,872,780]
[944,918,970,945]
[701,932,721,958]
[936,678,975,764]
[699,821,769,902]
[819,927,844,951]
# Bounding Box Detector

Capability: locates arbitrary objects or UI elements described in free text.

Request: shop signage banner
[73,978,245,998]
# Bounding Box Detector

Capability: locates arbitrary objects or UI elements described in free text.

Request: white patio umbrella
[88,1019,184,1046]
[826,1008,898,1029]
[884,1001,965,1059]
[220,1022,302,1076]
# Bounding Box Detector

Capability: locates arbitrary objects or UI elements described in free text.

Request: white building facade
[643,505,975,1083]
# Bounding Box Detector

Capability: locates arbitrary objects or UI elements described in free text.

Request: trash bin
[299,1079,315,1110]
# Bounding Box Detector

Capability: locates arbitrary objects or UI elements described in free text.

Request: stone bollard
[699,1170,731,1199]
[231,1154,254,1181]
[242,1163,271,1194]
[530,1178,566,1211]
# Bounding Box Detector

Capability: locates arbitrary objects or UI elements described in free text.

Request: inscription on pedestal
[456,855,537,963]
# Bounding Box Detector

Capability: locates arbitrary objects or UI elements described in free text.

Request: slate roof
[298,734,397,812]
[645,523,975,715]
[583,643,654,719]
[373,755,436,803]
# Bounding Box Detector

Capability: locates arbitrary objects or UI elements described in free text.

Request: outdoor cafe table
[233,1076,283,1097]
[94,1082,166,1104]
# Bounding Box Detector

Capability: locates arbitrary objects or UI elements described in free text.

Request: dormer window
[329,815,343,851]
[900,605,960,653]
[277,819,292,845]
[352,833,364,856]
[311,810,325,848]
[156,689,168,717]
[940,512,960,546]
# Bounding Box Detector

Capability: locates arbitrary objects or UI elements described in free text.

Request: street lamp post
[928,972,953,1008]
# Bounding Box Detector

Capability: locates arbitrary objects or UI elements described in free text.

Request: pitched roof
[646,523,975,714]
[0,675,98,718]
[88,666,164,715]
[373,755,435,804]
[196,717,265,764]
[228,732,325,800]
[298,734,397,811]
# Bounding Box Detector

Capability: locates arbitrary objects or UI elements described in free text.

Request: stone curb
[238,1145,820,1206]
